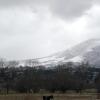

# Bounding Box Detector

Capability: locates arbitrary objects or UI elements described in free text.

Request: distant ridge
[17,38,100,67]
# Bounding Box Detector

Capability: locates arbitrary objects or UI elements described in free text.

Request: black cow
[43,95,53,100]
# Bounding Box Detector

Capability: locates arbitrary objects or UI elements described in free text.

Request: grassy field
[0,93,99,100]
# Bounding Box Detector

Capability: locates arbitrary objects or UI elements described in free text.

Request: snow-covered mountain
[19,39,100,67]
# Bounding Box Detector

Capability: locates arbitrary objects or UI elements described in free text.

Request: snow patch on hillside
[68,56,83,62]
[39,56,56,62]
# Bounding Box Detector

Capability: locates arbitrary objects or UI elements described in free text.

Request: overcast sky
[0,0,100,60]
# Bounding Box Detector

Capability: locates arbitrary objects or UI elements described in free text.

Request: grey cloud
[0,0,95,19]
[49,0,93,19]
[0,0,48,7]
[94,0,100,4]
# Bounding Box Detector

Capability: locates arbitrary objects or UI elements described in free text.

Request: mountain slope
[19,39,100,67]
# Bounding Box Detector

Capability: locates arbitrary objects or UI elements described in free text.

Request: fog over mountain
[0,0,100,60]
[18,39,100,67]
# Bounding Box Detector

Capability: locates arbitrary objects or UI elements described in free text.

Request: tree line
[0,60,100,94]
